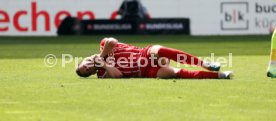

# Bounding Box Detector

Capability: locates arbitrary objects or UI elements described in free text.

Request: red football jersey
[97,38,145,78]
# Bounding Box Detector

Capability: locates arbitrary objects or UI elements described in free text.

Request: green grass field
[1,35,276,121]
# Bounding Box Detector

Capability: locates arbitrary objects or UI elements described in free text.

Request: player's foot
[203,62,221,71]
[218,71,233,79]
[267,71,272,77]
[267,71,276,78]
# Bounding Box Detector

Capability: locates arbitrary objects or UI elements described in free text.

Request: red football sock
[176,69,219,79]
[157,47,204,66]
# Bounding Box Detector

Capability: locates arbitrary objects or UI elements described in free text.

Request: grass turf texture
[0,35,276,121]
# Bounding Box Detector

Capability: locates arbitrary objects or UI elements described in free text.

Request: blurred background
[0,0,275,36]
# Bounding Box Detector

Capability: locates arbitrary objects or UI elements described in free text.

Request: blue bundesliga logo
[220,2,249,30]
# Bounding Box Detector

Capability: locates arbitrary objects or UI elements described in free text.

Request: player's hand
[92,54,105,67]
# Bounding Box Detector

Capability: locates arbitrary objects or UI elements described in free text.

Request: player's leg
[148,45,221,71]
[156,66,233,79]
[267,28,276,77]
[156,66,179,78]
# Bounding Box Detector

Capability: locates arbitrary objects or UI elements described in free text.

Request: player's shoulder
[100,37,118,46]
[100,38,108,46]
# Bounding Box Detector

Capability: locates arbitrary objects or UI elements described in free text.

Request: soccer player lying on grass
[76,38,233,79]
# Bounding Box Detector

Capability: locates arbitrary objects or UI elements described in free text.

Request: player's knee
[148,45,163,55]
[156,67,178,78]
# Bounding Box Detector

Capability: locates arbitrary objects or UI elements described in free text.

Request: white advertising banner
[0,0,275,36]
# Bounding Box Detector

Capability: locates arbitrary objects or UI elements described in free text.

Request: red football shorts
[140,46,162,78]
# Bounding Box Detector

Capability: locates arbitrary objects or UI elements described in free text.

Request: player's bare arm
[95,55,123,78]
[100,38,118,57]
[102,62,123,78]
